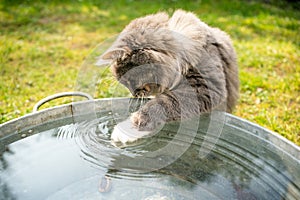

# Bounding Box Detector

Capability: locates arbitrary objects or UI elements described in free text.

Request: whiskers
[140,93,146,107]
[128,95,149,113]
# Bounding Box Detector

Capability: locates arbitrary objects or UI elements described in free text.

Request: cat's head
[100,29,183,97]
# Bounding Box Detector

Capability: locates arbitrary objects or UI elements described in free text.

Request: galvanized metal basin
[0,98,299,199]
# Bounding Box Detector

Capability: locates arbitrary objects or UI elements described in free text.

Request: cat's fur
[101,10,239,131]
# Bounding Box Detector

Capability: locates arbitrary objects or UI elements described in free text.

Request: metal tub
[0,98,299,199]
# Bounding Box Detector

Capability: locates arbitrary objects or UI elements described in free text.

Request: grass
[0,0,299,145]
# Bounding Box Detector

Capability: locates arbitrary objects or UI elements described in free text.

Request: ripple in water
[57,115,159,178]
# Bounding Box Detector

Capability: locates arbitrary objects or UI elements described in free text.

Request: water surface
[0,111,299,199]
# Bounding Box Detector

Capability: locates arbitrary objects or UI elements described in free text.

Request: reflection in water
[0,112,299,199]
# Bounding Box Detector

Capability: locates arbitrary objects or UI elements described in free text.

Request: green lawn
[0,0,299,145]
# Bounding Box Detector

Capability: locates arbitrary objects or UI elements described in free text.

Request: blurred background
[0,0,299,145]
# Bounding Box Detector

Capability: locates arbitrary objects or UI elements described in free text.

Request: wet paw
[111,119,151,145]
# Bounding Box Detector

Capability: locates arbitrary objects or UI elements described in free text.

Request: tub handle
[33,92,93,112]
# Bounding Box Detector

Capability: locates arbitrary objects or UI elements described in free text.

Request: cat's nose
[134,88,147,97]
[134,89,143,97]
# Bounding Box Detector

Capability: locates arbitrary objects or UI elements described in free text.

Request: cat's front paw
[131,104,166,131]
[111,119,151,145]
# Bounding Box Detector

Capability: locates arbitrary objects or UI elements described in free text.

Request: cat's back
[168,10,239,112]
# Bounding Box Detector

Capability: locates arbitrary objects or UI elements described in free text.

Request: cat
[100,10,239,141]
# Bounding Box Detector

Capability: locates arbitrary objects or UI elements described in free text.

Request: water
[0,111,299,199]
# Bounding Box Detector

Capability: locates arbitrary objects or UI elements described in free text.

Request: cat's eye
[144,84,151,92]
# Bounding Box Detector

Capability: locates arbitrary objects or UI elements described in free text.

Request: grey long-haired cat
[101,10,239,141]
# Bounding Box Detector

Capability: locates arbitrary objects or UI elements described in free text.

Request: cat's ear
[101,48,127,60]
